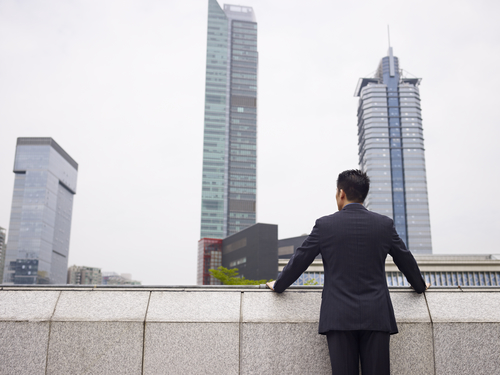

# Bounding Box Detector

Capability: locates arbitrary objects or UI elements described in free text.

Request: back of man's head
[337,169,370,203]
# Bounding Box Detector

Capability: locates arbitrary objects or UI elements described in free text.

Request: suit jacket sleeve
[388,224,427,293]
[273,220,321,293]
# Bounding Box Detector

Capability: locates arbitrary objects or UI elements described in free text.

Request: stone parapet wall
[0,286,499,374]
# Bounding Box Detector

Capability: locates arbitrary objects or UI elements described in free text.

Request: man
[267,169,429,375]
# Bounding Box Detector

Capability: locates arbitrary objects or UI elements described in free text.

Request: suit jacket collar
[342,203,367,211]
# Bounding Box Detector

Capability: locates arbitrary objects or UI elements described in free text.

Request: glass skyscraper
[2,138,78,284]
[0,226,6,283]
[355,48,432,254]
[200,0,258,239]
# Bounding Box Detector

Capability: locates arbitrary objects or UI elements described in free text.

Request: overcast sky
[1,0,499,285]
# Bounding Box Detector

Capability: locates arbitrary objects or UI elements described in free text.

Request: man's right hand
[425,282,431,290]
[266,281,276,291]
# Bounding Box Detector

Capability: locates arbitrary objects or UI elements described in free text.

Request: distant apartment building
[67,265,102,285]
[3,138,78,284]
[0,227,6,283]
[102,272,141,285]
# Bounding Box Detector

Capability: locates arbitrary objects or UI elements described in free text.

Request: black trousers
[326,330,390,375]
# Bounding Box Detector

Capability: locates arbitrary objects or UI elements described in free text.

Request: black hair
[336,169,370,203]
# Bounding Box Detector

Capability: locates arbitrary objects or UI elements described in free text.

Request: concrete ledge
[0,286,499,374]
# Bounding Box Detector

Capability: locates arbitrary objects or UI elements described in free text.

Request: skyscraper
[0,227,6,283]
[200,0,258,239]
[355,47,432,254]
[2,138,78,284]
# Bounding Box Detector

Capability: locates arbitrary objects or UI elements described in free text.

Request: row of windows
[231,118,257,125]
[292,271,500,287]
[229,257,247,268]
[232,55,257,63]
[232,78,257,86]
[232,27,257,35]
[232,21,257,29]
[231,66,257,74]
[232,33,257,41]
[231,90,256,97]
[232,39,257,47]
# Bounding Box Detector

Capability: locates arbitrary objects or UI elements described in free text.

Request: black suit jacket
[273,204,426,335]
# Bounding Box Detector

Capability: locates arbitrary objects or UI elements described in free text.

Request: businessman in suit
[267,169,429,375]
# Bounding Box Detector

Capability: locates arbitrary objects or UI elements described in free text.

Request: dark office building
[222,223,277,281]
[278,235,309,259]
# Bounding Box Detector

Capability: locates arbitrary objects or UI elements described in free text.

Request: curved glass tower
[200,0,258,239]
[355,48,432,254]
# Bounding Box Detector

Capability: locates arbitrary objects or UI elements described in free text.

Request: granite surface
[52,291,150,321]
[147,291,241,322]
[47,321,144,374]
[242,291,322,323]
[144,322,239,375]
[433,322,500,375]
[425,292,500,322]
[0,290,60,321]
[389,322,434,375]
[390,291,430,323]
[0,321,50,375]
[240,322,331,374]
[1,288,499,374]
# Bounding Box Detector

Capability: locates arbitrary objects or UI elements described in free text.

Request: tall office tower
[0,227,6,283]
[355,47,432,254]
[200,0,258,239]
[3,138,78,284]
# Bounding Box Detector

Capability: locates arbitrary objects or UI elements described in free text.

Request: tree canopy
[208,266,272,285]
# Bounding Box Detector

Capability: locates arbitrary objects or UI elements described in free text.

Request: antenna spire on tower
[387,25,391,48]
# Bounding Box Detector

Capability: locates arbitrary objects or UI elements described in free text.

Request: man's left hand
[266,281,276,291]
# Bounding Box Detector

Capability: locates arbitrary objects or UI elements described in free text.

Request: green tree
[303,278,319,285]
[209,266,272,285]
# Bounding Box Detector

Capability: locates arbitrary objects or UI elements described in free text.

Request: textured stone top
[1,285,498,324]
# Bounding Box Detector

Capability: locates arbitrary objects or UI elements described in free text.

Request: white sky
[1,0,499,285]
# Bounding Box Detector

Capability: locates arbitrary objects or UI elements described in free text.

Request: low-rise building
[197,238,223,285]
[102,272,141,285]
[281,254,500,287]
[222,223,277,282]
[67,265,102,285]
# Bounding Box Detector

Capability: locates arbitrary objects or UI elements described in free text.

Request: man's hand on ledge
[410,283,431,291]
[266,281,276,291]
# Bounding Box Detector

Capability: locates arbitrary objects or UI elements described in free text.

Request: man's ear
[339,189,346,200]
